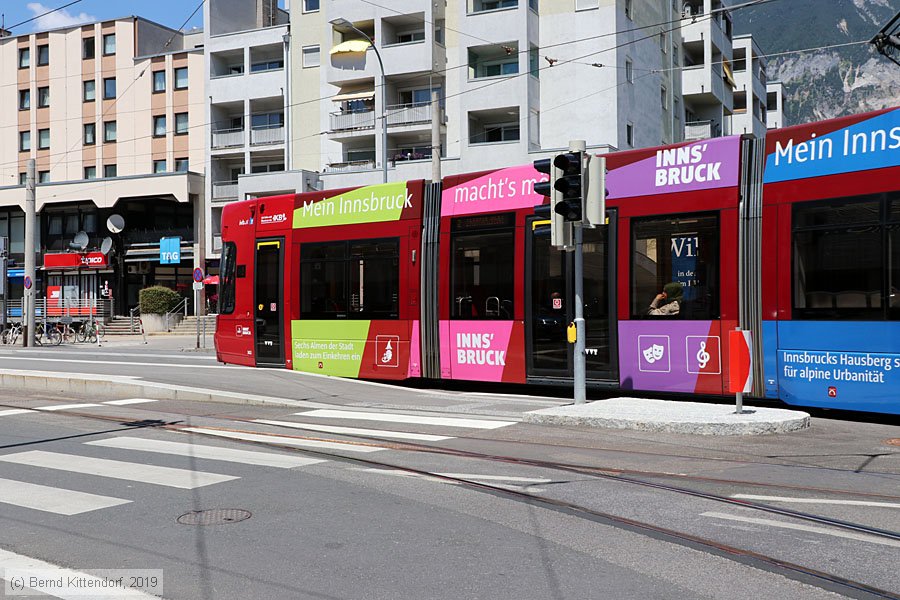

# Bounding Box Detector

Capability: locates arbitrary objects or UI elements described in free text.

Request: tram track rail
[4,399,900,599]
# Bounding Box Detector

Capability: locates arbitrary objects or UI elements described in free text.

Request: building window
[103,77,116,99]
[626,122,634,147]
[661,85,668,110]
[792,195,900,320]
[84,123,96,145]
[175,158,189,172]
[38,171,50,183]
[19,131,31,152]
[83,80,95,102]
[574,0,597,10]
[529,45,539,78]
[18,89,30,110]
[251,112,283,130]
[153,71,166,92]
[300,238,400,319]
[625,0,633,19]
[303,0,320,11]
[174,67,188,90]
[104,121,117,143]
[19,173,27,185]
[396,30,425,44]
[660,31,667,52]
[37,86,50,108]
[529,0,538,11]
[153,115,167,137]
[38,129,50,150]
[625,58,633,83]
[631,213,720,319]
[153,159,167,173]
[175,113,189,134]
[18,48,30,68]
[251,59,284,73]
[250,163,285,174]
[83,37,95,59]
[302,45,320,68]
[479,57,518,77]
[84,166,96,180]
[37,45,49,66]
[103,33,116,55]
[450,217,515,319]
[103,164,117,178]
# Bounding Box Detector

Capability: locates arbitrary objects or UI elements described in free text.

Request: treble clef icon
[696,341,710,369]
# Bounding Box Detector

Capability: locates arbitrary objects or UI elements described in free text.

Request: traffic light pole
[569,140,587,405]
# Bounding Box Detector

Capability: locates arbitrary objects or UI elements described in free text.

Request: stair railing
[165,298,189,332]
[129,306,141,333]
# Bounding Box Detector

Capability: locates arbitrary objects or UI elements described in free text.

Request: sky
[2,1,205,35]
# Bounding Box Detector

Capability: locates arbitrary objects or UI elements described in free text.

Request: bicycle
[77,319,104,343]
[33,322,62,346]
[56,321,78,344]
[1,322,21,345]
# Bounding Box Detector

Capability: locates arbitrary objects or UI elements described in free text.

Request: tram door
[254,238,284,367]
[525,214,617,381]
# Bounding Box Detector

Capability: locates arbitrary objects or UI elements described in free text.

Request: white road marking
[702,512,900,548]
[253,419,453,441]
[353,468,452,483]
[0,350,217,360]
[732,494,900,509]
[0,356,225,369]
[0,548,160,599]
[0,477,131,515]
[0,409,35,417]
[353,469,546,492]
[86,436,325,468]
[436,474,553,483]
[180,427,384,453]
[0,451,237,489]
[295,409,516,429]
[33,403,101,411]
[103,398,158,406]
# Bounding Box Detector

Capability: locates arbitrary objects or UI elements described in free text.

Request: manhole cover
[887,439,900,447]
[177,509,251,525]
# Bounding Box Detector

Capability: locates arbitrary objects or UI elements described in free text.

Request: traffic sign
[193,281,203,291]
[192,267,204,283]
[24,276,32,290]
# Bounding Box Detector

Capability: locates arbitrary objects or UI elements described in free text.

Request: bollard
[140,318,147,345]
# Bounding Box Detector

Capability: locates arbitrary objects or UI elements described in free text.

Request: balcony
[386,102,434,127]
[212,181,239,200]
[330,109,376,132]
[250,125,285,146]
[684,120,721,141]
[323,159,375,173]
[211,128,244,149]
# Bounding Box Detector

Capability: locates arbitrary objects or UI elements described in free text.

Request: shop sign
[43,252,108,269]
[160,236,181,265]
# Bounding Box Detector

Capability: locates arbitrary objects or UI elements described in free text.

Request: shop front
[43,252,114,318]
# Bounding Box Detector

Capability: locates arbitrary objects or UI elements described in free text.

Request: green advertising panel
[291,320,371,377]
[293,181,411,229]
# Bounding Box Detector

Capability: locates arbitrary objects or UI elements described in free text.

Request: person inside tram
[648,281,683,316]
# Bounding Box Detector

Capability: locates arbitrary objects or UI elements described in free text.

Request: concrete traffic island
[524,397,810,435]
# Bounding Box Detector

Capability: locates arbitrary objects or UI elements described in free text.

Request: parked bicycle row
[0,319,104,346]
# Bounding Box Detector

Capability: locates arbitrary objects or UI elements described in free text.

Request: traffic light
[583,155,607,228]
[532,157,569,248]
[552,152,583,223]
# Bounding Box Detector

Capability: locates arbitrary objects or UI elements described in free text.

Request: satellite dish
[73,231,89,250]
[100,237,113,255]
[107,214,125,234]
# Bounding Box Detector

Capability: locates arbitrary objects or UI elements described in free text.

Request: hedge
[139,286,181,315]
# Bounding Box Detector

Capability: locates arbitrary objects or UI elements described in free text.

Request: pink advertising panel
[441,164,548,217]
[407,320,421,378]
[439,320,516,382]
[607,136,742,200]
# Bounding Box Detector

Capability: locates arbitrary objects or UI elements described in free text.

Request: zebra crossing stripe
[294,409,516,429]
[253,419,453,442]
[33,403,101,411]
[0,450,237,489]
[0,409,35,417]
[0,477,131,515]
[180,427,384,453]
[86,437,325,468]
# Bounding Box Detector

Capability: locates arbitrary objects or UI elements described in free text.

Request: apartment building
[203,0,292,257]
[288,0,681,187]
[0,17,205,315]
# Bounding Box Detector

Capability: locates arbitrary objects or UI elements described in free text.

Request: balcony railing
[212,181,239,200]
[386,102,433,126]
[330,110,375,132]
[211,128,244,149]
[250,125,285,145]
[684,120,721,141]
[324,159,375,173]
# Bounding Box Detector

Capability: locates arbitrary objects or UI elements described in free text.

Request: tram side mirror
[236,265,246,278]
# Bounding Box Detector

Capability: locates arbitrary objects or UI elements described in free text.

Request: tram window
[631,214,719,319]
[793,195,894,320]
[300,238,399,319]
[219,242,237,315]
[451,224,515,320]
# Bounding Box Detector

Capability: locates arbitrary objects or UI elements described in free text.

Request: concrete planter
[141,313,183,333]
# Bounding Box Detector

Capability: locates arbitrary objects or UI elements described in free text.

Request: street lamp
[329,17,388,184]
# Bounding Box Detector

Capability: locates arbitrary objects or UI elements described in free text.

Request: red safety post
[139,318,147,345]
[728,328,752,414]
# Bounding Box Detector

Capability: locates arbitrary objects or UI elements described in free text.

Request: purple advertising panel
[607,136,742,200]
[441,164,548,217]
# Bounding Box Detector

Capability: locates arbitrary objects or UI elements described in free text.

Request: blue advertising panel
[160,237,181,265]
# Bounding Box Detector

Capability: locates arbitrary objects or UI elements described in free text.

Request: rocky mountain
[731,0,900,125]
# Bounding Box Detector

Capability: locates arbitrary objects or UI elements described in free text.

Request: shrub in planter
[139,286,181,315]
